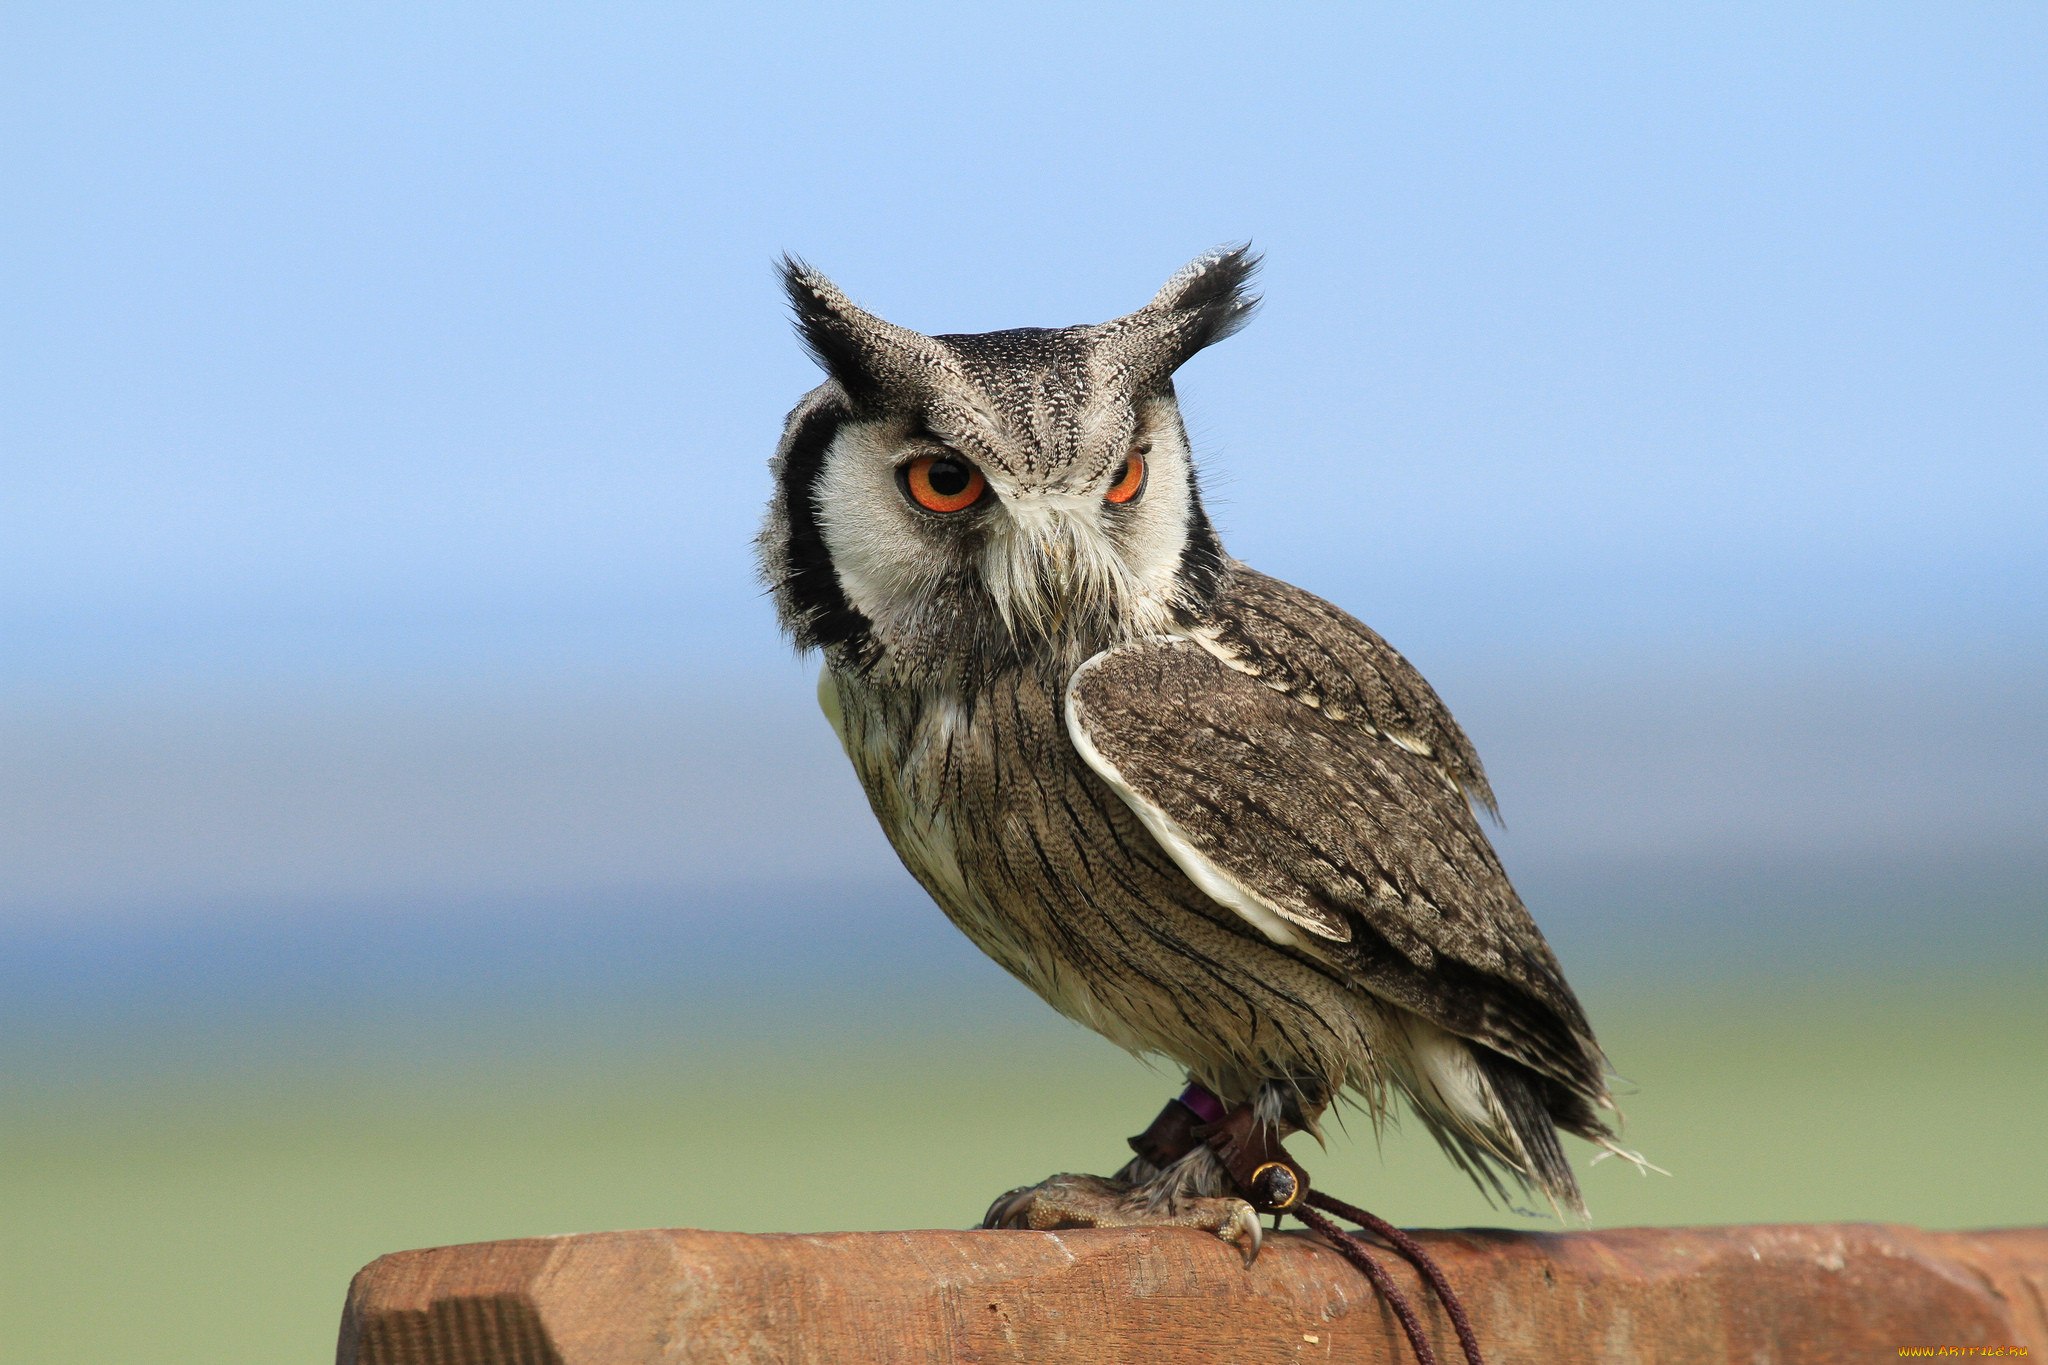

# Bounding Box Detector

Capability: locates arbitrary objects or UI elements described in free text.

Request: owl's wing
[1064,569,1602,1095]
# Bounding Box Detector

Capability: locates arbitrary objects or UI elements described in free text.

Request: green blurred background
[8,977,2048,1362]
[7,877,2043,1362]
[6,4,2045,1363]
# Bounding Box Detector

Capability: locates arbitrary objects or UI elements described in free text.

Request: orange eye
[901,453,987,513]
[1104,450,1147,505]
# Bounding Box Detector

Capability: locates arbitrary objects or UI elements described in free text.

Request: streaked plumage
[759,248,1635,1233]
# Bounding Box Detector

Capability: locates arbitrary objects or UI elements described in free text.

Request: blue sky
[3,5,2044,933]
[7,4,2042,698]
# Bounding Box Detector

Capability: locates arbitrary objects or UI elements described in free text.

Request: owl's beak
[1029,506,1094,598]
[1039,525,1074,584]
[986,503,1081,637]
[1028,522,1076,635]
[982,498,1127,643]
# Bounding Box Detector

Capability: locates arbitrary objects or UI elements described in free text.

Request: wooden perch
[339,1222,2048,1364]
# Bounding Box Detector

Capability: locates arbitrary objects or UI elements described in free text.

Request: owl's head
[759,247,1257,680]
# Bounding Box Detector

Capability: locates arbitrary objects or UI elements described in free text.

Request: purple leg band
[1177,1082,1227,1126]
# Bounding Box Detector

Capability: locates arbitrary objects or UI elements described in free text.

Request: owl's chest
[820,665,1136,965]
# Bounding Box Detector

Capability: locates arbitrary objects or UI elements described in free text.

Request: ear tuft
[1145,243,1262,350]
[1111,244,1262,378]
[777,256,945,403]
[778,254,876,389]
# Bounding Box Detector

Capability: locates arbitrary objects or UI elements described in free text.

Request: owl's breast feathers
[822,564,1612,1135]
[1070,566,1609,1110]
[824,649,1392,1098]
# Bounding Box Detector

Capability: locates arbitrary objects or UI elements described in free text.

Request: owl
[758,248,1635,1260]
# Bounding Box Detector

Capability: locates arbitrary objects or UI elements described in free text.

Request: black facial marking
[777,400,876,659]
[1173,494,1230,622]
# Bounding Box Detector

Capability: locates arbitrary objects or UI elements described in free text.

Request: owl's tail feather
[1387,1015,1635,1222]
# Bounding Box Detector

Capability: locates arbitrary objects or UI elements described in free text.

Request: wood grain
[338,1223,2048,1364]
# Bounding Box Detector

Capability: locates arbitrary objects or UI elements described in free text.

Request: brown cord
[1305,1190,1486,1365]
[1127,1092,1486,1365]
[1293,1201,1441,1365]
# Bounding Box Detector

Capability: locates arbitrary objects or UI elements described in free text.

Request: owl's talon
[979,1172,1263,1265]
[1218,1200,1264,1266]
[979,1184,1044,1230]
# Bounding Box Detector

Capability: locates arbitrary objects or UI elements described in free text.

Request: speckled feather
[1067,578,1602,1101]
[826,658,1393,1108]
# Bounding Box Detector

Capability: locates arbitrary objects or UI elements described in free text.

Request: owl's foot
[980,1172,1263,1265]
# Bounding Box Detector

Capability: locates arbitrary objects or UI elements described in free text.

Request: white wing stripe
[1064,649,1308,951]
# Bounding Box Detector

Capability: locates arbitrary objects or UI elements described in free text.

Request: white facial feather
[812,419,949,636]
[812,402,1194,661]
